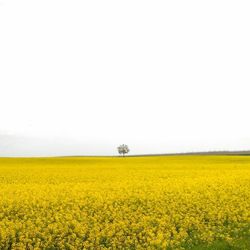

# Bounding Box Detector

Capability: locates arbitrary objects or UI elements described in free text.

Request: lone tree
[117,144,130,157]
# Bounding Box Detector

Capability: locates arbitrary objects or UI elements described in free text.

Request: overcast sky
[0,0,250,156]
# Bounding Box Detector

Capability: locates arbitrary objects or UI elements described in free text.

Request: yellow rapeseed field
[0,156,249,249]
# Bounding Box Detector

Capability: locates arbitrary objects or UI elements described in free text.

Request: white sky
[0,0,250,156]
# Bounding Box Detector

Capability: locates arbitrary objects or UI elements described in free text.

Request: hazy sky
[1,0,250,156]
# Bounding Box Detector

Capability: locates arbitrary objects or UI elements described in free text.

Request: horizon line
[1,149,250,158]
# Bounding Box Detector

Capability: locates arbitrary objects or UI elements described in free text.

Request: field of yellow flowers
[0,156,249,249]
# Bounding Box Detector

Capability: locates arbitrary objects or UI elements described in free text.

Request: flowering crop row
[0,156,249,249]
